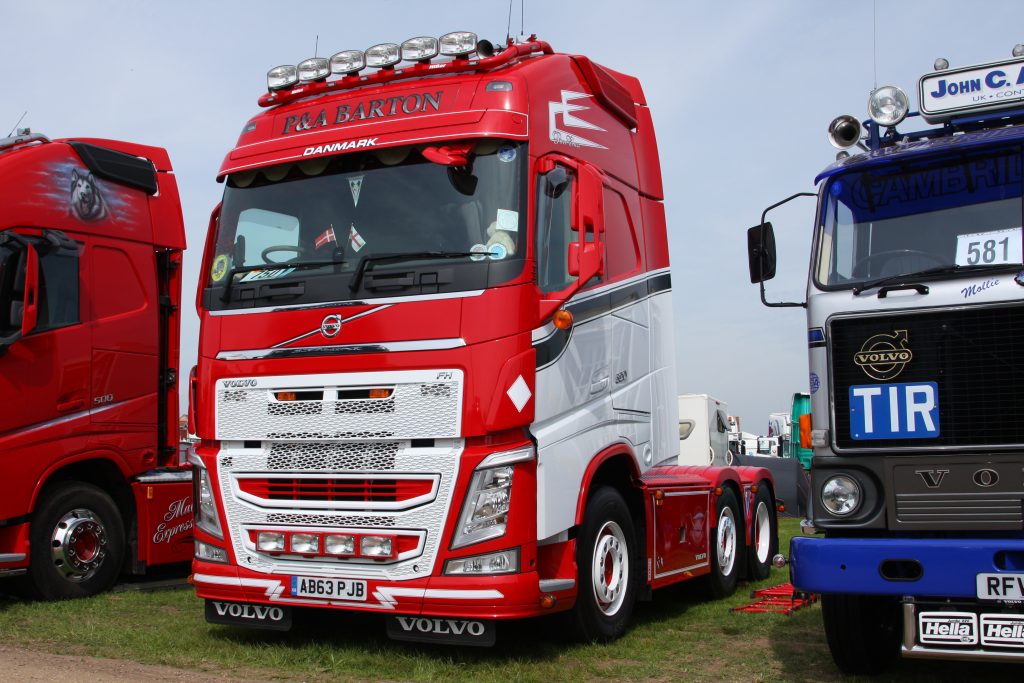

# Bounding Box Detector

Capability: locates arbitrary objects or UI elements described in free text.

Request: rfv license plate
[849,381,939,440]
[978,573,1024,601]
[291,575,367,601]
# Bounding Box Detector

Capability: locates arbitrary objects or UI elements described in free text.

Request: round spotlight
[827,114,862,149]
[1014,44,1024,58]
[867,85,909,127]
[365,43,401,68]
[934,57,950,71]
[401,36,439,62]
[267,65,299,92]
[820,474,862,516]
[440,31,478,56]
[297,57,330,83]
[330,50,365,75]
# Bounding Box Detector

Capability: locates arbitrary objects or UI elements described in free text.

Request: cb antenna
[314,34,319,57]
[7,111,27,138]
[506,0,513,44]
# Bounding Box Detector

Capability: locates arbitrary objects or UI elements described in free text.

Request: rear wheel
[705,487,742,598]
[23,482,125,600]
[821,593,901,674]
[745,485,778,581]
[569,487,637,642]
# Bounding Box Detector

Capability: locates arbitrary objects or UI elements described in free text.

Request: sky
[3,0,1023,433]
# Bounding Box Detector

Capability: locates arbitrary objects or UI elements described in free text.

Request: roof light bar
[297,57,329,83]
[401,36,440,62]
[365,43,401,68]
[330,50,365,75]
[439,31,478,56]
[867,85,909,127]
[267,64,298,91]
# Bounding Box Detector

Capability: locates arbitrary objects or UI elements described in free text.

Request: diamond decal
[507,375,532,412]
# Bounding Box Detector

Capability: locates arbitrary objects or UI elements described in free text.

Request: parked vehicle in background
[749,48,1024,672]
[0,130,192,598]
[189,32,778,645]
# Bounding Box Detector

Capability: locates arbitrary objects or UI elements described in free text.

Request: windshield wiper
[349,251,481,293]
[852,263,1015,296]
[221,260,344,302]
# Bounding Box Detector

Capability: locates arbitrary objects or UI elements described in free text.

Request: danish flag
[314,226,337,249]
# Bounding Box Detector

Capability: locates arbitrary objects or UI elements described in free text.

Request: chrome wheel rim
[591,520,628,616]
[717,504,737,575]
[754,500,771,564]
[50,508,108,582]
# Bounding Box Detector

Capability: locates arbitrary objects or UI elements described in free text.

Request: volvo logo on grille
[973,468,999,488]
[222,378,257,388]
[321,314,343,338]
[854,329,913,380]
[916,469,949,488]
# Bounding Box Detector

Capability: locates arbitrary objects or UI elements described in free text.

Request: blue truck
[748,48,1024,672]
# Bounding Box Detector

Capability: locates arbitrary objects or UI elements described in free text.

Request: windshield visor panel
[204,139,526,310]
[815,147,1023,290]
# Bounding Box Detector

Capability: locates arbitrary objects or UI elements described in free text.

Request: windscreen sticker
[488,243,508,260]
[348,224,366,252]
[496,209,519,233]
[315,226,337,250]
[239,267,296,282]
[955,227,1022,266]
[497,144,517,163]
[470,243,488,261]
[809,372,820,394]
[210,255,229,282]
[349,176,364,207]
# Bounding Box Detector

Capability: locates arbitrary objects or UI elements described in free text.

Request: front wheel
[23,482,125,600]
[704,487,742,598]
[822,593,901,674]
[569,487,637,642]
[745,485,778,581]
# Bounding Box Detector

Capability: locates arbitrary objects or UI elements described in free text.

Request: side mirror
[747,222,777,283]
[20,243,39,337]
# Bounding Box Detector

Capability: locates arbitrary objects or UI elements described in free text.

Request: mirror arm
[758,191,816,309]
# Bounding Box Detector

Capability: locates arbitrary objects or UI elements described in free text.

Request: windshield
[815,147,1023,289]
[205,139,526,309]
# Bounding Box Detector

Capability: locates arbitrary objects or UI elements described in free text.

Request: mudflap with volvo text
[205,600,293,631]
[385,615,497,646]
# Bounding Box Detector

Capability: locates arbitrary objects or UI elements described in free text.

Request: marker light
[867,86,909,127]
[827,114,862,149]
[821,475,862,516]
[365,43,401,68]
[330,50,365,75]
[401,36,439,62]
[267,65,299,91]
[298,57,329,82]
[553,309,573,330]
[440,31,478,56]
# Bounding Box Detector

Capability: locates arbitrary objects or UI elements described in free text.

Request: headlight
[324,534,356,556]
[297,57,329,83]
[267,64,298,91]
[452,446,533,549]
[330,50,365,75]
[444,548,519,576]
[360,535,394,558]
[257,531,286,552]
[365,43,401,68]
[195,540,228,563]
[821,474,862,515]
[192,462,223,538]
[290,533,319,554]
[867,85,909,127]
[439,31,478,56]
[401,36,439,62]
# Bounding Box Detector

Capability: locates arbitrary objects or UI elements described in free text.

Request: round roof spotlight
[297,57,330,83]
[867,85,909,127]
[934,57,950,71]
[330,50,365,75]
[267,65,299,91]
[365,43,401,68]
[401,36,439,62]
[440,31,478,56]
[1014,44,1024,58]
[476,39,496,58]
[827,114,862,149]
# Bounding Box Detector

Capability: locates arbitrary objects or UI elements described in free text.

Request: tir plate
[291,575,368,601]
[978,573,1024,601]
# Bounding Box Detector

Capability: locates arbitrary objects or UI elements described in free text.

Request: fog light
[325,534,355,556]
[257,531,286,552]
[195,540,227,563]
[290,533,319,554]
[443,548,519,575]
[360,535,393,557]
[821,475,862,516]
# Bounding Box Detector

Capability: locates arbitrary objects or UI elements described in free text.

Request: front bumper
[193,560,556,620]
[791,535,1024,597]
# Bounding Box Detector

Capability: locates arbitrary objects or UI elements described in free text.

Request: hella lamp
[821,474,862,516]
[267,65,299,91]
[365,43,401,68]
[325,534,356,556]
[360,535,394,557]
[330,50,365,75]
[867,86,909,127]
[290,533,320,554]
[297,57,329,83]
[402,36,439,62]
[440,31,478,56]
[257,531,286,552]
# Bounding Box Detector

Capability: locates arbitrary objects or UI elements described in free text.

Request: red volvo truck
[190,33,778,645]
[0,131,193,599]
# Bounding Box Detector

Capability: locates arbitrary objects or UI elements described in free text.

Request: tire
[821,593,901,674]
[569,487,637,642]
[23,482,125,600]
[705,487,742,598]
[745,485,778,581]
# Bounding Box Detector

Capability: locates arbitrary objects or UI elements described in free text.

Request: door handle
[57,398,86,413]
[590,366,610,394]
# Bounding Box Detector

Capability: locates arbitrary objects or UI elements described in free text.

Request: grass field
[0,518,1021,682]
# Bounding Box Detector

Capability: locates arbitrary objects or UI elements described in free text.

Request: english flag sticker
[349,223,366,252]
